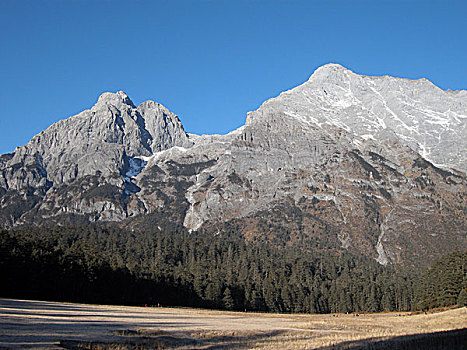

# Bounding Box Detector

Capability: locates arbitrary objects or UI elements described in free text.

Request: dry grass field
[0,298,465,349]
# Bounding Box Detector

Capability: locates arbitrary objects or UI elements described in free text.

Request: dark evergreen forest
[0,226,465,313]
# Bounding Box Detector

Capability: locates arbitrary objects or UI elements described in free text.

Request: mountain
[254,64,466,172]
[1,64,465,266]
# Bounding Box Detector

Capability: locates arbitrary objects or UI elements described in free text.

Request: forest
[0,225,465,314]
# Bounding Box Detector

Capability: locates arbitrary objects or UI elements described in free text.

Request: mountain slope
[0,64,465,266]
[0,91,192,226]
[250,64,467,172]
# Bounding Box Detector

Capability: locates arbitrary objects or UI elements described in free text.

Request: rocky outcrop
[0,65,465,266]
[0,91,192,226]
[251,63,467,172]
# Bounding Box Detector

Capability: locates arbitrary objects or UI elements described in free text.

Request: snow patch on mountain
[247,63,467,172]
[123,157,147,181]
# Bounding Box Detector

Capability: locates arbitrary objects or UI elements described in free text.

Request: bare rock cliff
[1,64,465,266]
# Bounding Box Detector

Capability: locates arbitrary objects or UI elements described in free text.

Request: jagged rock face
[250,64,467,172]
[0,91,192,226]
[0,65,466,266]
[159,111,465,266]
[10,91,191,184]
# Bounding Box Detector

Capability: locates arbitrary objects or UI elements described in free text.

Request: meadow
[0,298,465,349]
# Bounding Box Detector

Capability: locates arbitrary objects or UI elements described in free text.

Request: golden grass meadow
[0,298,465,349]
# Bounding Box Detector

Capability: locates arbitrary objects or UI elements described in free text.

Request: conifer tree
[223,287,235,310]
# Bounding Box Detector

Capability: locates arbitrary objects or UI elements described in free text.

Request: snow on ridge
[361,134,376,141]
[123,157,148,182]
[246,63,467,172]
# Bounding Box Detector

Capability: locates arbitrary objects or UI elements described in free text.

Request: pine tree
[457,288,467,307]
[223,287,235,310]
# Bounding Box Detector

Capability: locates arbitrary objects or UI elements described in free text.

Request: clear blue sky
[1,0,466,154]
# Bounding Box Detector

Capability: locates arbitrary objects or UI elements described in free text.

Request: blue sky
[0,0,466,154]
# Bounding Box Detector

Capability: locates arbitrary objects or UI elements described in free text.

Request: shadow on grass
[317,328,467,350]
[60,329,288,349]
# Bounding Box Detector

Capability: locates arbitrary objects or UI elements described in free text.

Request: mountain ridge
[248,63,466,172]
[0,64,465,266]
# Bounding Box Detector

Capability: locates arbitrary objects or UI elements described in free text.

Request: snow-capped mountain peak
[248,64,467,172]
[0,65,465,266]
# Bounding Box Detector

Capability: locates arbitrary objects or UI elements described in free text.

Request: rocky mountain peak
[246,64,467,172]
[0,66,465,267]
[96,91,135,108]
[136,99,192,153]
[307,62,351,81]
[0,91,193,192]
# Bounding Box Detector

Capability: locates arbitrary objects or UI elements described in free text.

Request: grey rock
[1,91,191,185]
[250,63,466,172]
[0,65,465,266]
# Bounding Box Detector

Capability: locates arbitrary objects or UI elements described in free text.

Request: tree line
[0,225,465,313]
